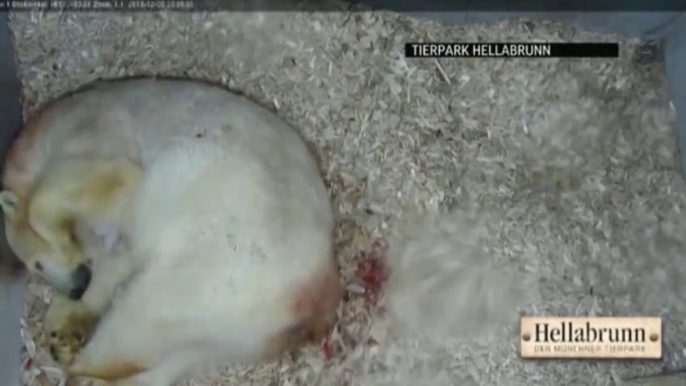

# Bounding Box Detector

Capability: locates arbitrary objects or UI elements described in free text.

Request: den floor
[9,8,686,386]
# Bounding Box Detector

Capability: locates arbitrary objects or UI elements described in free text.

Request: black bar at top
[404,43,620,58]
[1,0,685,11]
[551,43,619,58]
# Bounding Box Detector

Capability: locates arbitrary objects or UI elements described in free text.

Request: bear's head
[0,190,91,299]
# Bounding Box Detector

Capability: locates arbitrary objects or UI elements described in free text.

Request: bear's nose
[69,264,92,300]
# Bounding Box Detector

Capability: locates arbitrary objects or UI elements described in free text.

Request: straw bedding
[7,6,686,386]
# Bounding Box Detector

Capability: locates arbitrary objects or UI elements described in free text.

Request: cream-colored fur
[1,155,142,297]
[0,78,341,386]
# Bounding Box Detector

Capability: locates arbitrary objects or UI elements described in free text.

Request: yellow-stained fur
[1,78,342,386]
[1,156,142,285]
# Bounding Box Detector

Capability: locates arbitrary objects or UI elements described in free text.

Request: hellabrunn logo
[520,317,662,359]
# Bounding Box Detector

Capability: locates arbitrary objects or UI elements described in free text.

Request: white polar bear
[0,78,341,386]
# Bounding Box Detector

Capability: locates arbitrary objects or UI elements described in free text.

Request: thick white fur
[1,79,336,385]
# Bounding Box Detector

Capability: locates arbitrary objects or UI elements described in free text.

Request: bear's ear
[0,191,18,217]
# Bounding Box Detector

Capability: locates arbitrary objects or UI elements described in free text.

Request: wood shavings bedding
[7,7,686,386]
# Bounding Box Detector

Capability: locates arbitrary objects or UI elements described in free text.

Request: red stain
[353,239,389,308]
[321,338,332,361]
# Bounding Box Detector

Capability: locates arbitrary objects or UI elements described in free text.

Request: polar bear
[0,78,342,386]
